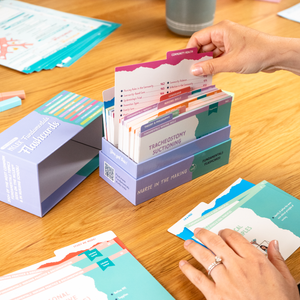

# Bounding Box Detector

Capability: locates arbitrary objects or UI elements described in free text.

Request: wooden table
[1,0,300,299]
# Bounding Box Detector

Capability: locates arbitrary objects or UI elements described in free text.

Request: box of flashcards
[0,91,103,216]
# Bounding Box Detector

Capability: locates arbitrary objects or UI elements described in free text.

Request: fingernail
[274,240,279,251]
[194,228,202,235]
[179,260,187,267]
[192,66,203,76]
[184,240,192,247]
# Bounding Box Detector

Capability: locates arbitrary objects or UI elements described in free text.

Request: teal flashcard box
[0,91,103,217]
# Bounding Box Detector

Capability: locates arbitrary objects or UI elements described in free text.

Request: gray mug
[166,0,216,36]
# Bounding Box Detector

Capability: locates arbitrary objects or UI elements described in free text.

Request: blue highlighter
[0,96,22,112]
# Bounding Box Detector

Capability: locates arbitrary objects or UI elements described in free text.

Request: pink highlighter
[0,90,26,102]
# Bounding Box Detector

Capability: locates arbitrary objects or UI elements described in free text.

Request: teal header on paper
[85,251,175,299]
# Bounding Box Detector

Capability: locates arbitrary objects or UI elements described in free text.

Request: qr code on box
[104,161,115,182]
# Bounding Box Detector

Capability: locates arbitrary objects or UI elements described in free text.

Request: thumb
[268,240,294,281]
[191,54,235,76]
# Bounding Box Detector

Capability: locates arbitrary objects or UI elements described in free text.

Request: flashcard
[168,179,254,240]
[113,48,213,145]
[196,181,300,259]
[134,92,232,163]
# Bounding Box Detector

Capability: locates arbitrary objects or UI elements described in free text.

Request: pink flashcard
[113,48,213,145]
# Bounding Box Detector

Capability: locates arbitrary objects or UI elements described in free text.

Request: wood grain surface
[0,0,300,299]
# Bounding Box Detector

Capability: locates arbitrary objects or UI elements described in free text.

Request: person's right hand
[187,20,296,76]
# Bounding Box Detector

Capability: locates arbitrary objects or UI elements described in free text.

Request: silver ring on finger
[207,256,223,276]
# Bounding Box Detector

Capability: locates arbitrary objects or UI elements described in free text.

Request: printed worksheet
[0,231,121,290]
[0,0,120,73]
[0,231,175,300]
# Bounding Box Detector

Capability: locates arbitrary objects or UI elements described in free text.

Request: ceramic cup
[166,0,216,36]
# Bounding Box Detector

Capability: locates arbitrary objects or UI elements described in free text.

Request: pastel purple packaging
[101,125,231,179]
[0,91,103,217]
[99,139,231,205]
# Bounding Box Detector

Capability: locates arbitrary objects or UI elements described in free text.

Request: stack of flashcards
[0,231,174,299]
[103,47,214,148]
[116,85,231,164]
[102,48,232,164]
[0,0,120,73]
[168,178,300,260]
[99,47,232,205]
[0,91,103,216]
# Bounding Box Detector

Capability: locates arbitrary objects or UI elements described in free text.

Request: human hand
[179,228,300,300]
[187,20,285,76]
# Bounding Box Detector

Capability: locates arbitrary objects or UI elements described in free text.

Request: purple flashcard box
[101,125,231,178]
[0,91,103,217]
[99,133,231,206]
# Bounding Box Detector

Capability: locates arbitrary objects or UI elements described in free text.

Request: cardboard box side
[38,140,99,202]
[102,125,231,178]
[100,139,231,205]
[41,154,99,216]
[0,91,104,216]
[0,152,42,216]
[135,139,231,204]
[99,151,136,205]
[0,111,83,164]
[72,115,103,149]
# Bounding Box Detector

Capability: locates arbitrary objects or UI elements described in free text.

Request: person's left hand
[179,228,300,300]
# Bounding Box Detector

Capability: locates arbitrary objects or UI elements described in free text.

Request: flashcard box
[100,139,231,205]
[0,91,103,217]
[101,125,231,179]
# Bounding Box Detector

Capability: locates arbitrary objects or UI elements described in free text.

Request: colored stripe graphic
[43,92,75,113]
[54,95,83,116]
[38,91,69,111]
[64,98,91,119]
[75,103,101,123]
[81,107,103,125]
[70,100,98,121]
[59,96,84,118]
[49,94,79,115]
